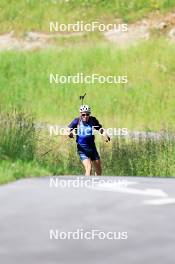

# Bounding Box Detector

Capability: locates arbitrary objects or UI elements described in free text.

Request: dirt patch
[0,31,50,51]
[0,31,85,51]
[104,22,149,47]
[0,11,175,50]
[104,11,175,47]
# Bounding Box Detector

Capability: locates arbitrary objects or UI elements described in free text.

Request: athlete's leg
[92,159,102,176]
[82,158,92,176]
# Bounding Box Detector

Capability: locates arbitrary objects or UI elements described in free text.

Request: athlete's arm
[92,117,110,142]
[67,118,79,138]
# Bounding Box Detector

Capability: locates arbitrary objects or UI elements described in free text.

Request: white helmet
[80,105,91,114]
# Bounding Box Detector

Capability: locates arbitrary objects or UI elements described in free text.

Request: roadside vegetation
[0,109,174,184]
[0,1,175,182]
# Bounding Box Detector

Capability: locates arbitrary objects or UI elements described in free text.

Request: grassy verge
[0,160,51,184]
[0,38,175,130]
[0,0,175,34]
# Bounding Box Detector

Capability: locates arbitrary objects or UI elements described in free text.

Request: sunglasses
[81,113,90,117]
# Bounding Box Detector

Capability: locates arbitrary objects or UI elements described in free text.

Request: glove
[105,135,110,142]
[69,132,74,139]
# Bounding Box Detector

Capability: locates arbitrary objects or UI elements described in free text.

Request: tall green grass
[0,0,175,34]
[0,108,174,184]
[0,38,175,130]
[39,133,175,177]
[0,109,36,160]
[100,135,175,176]
[0,109,51,184]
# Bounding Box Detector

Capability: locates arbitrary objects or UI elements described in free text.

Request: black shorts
[77,144,100,161]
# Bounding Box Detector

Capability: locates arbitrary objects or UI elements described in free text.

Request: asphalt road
[0,176,175,264]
